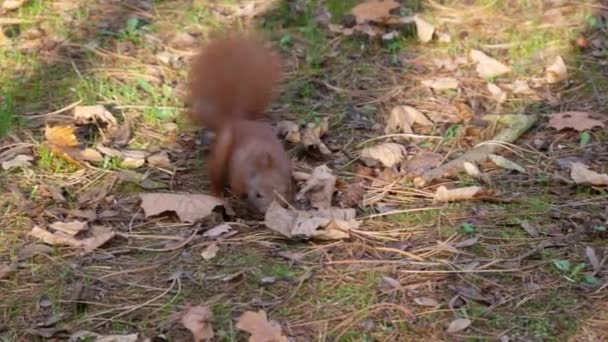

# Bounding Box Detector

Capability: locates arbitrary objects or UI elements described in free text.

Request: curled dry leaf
[414,297,439,307]
[414,15,435,43]
[463,162,491,184]
[489,154,525,173]
[360,143,407,168]
[203,224,232,238]
[487,83,507,103]
[181,305,214,342]
[510,80,535,95]
[570,162,608,186]
[546,56,568,84]
[2,154,34,170]
[73,105,117,128]
[264,201,358,241]
[139,193,225,223]
[235,310,288,342]
[45,125,80,148]
[121,157,145,168]
[470,49,510,78]
[385,105,433,137]
[276,120,301,143]
[548,111,605,132]
[421,77,458,90]
[447,318,472,334]
[301,117,331,155]
[350,0,400,24]
[297,164,336,210]
[201,242,219,260]
[433,186,483,203]
[30,225,115,253]
[49,220,88,236]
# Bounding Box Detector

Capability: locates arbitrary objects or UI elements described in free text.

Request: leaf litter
[4,1,608,339]
[236,310,288,342]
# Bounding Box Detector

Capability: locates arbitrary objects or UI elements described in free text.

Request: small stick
[416,114,539,186]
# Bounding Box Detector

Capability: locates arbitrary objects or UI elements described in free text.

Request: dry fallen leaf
[360,143,407,168]
[385,105,433,137]
[73,105,118,128]
[350,0,400,24]
[487,83,507,103]
[147,151,172,168]
[181,305,214,342]
[80,148,104,163]
[414,297,439,307]
[297,164,336,210]
[546,56,568,84]
[570,162,608,186]
[510,80,535,95]
[139,193,224,223]
[371,167,400,188]
[414,15,435,43]
[203,224,233,238]
[2,0,27,11]
[276,120,301,143]
[96,144,124,158]
[463,162,491,184]
[470,49,510,78]
[421,77,459,90]
[29,225,114,253]
[201,242,219,260]
[402,152,443,176]
[548,111,605,132]
[49,220,88,236]
[235,310,288,342]
[2,154,34,170]
[489,154,525,173]
[433,186,483,203]
[45,125,80,148]
[301,118,331,155]
[264,201,358,240]
[447,318,472,334]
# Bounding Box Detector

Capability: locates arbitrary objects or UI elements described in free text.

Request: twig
[416,114,538,186]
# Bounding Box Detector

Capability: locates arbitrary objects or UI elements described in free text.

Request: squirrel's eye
[256,193,263,199]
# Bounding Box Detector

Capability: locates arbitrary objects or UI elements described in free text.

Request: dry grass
[0,0,607,341]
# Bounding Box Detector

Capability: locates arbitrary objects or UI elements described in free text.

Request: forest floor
[1,0,608,341]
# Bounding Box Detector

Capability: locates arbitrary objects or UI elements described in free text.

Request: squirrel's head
[246,153,294,213]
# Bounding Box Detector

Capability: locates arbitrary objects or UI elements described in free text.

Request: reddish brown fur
[186,32,282,131]
[186,32,293,212]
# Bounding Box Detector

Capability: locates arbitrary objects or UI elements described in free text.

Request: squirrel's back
[186,32,283,131]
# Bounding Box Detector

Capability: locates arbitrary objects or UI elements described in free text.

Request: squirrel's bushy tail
[186,32,283,132]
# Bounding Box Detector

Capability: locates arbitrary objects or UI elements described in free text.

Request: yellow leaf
[45,125,80,148]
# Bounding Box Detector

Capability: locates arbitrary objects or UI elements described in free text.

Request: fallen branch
[415,114,539,187]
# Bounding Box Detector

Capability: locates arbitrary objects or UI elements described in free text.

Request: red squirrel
[186,32,294,212]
